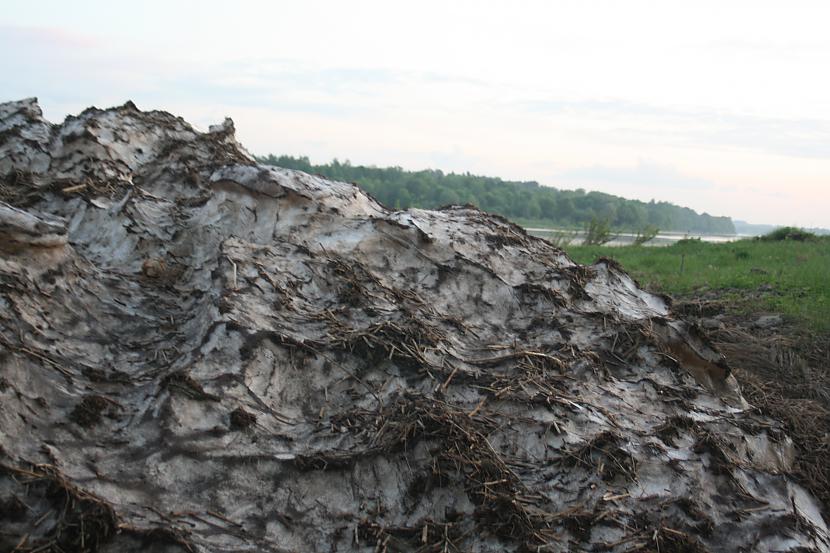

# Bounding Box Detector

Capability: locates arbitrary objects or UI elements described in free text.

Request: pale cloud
[0,25,99,48]
[557,162,714,191]
[1,0,829,227]
[519,99,830,160]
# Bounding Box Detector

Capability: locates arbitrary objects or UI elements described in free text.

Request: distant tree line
[257,155,736,234]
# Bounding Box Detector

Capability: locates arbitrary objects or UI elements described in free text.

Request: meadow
[564,235,830,331]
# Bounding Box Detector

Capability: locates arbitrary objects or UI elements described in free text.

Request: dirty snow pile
[0,98,827,553]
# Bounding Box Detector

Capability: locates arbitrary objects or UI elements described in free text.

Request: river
[524,228,747,246]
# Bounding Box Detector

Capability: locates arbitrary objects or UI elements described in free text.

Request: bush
[583,217,615,246]
[632,225,660,246]
[673,237,704,249]
[761,227,817,242]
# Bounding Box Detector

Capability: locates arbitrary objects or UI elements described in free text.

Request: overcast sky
[2,0,829,227]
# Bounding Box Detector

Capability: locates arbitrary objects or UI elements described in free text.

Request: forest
[258,155,736,234]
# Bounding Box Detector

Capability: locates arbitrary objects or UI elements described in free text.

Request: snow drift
[0,98,827,552]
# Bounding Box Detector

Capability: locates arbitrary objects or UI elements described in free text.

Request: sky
[2,0,829,227]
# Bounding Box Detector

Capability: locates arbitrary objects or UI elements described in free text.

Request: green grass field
[564,237,830,331]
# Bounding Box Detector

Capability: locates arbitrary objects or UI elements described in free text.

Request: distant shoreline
[525,227,745,246]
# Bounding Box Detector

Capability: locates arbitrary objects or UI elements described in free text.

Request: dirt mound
[1,98,828,552]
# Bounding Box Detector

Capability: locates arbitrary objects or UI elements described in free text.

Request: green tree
[257,155,736,234]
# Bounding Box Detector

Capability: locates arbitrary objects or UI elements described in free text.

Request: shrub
[761,227,817,242]
[632,225,660,246]
[583,217,615,246]
[673,237,704,249]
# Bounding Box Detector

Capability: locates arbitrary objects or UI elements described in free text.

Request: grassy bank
[564,236,830,331]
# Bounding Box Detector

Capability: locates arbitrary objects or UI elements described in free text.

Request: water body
[525,228,747,246]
